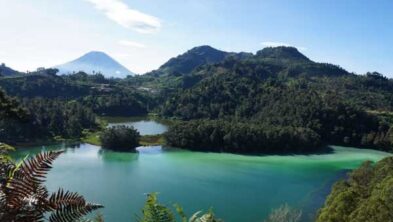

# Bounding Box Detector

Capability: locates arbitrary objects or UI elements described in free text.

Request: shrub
[100,125,140,151]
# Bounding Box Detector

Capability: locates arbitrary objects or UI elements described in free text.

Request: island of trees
[100,125,140,151]
[1,46,393,221]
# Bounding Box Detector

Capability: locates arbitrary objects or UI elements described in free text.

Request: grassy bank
[139,134,165,146]
[81,115,169,147]
[81,130,101,146]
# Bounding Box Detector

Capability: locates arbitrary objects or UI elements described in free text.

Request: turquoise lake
[12,119,392,222]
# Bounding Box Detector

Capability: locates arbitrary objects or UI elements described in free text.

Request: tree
[100,126,140,151]
[317,157,393,222]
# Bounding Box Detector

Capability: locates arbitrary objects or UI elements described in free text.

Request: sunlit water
[13,145,391,222]
[11,119,392,222]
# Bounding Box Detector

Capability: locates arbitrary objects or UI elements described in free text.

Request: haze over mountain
[55,51,135,78]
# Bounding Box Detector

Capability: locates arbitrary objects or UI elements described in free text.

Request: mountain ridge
[0,63,21,76]
[147,45,252,76]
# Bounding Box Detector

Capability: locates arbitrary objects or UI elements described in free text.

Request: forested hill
[0,69,152,116]
[161,46,393,118]
[145,45,252,77]
[160,47,393,152]
[0,63,21,77]
[1,46,393,152]
[317,157,393,222]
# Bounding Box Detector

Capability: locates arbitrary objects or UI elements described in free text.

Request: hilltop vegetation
[317,157,393,222]
[0,97,97,144]
[1,46,393,152]
[159,47,393,152]
[0,69,152,116]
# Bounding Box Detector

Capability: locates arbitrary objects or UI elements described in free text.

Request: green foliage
[151,45,231,76]
[165,120,321,153]
[0,143,14,164]
[100,125,140,151]
[137,193,175,222]
[140,134,165,146]
[137,193,222,222]
[0,70,152,116]
[82,91,148,116]
[159,48,393,152]
[317,157,393,222]
[0,89,26,120]
[0,98,98,143]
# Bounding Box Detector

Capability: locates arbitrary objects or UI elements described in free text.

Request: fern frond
[138,193,175,222]
[0,150,102,222]
[174,203,188,222]
[49,201,103,222]
[6,151,64,209]
[48,189,103,222]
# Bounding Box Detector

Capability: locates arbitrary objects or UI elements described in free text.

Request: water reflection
[136,146,163,154]
[98,149,139,162]
[11,144,392,222]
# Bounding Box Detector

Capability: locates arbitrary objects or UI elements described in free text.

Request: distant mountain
[55,51,135,78]
[149,45,252,76]
[0,63,20,76]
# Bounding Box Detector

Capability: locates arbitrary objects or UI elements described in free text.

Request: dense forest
[165,120,322,153]
[1,46,393,153]
[0,97,97,143]
[2,45,393,221]
[100,125,140,151]
[317,157,393,222]
[157,47,393,153]
[0,69,152,116]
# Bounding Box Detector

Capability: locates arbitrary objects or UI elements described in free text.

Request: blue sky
[0,0,392,76]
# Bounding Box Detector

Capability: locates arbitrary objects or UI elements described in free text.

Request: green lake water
[12,119,392,222]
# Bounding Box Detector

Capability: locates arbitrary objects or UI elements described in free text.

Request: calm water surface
[105,117,168,135]
[12,119,392,222]
[13,145,391,222]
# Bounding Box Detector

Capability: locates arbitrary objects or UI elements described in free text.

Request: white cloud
[85,0,161,34]
[118,40,146,48]
[261,41,307,51]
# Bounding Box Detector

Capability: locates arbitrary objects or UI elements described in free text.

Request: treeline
[82,92,148,116]
[0,69,91,99]
[0,70,153,116]
[159,48,393,154]
[165,120,322,153]
[0,98,97,143]
[162,77,393,152]
[317,157,393,222]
